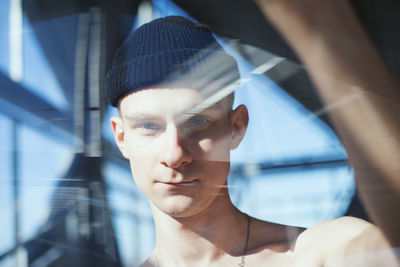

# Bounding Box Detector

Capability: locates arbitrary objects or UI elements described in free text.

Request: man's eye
[142,123,161,130]
[185,115,211,131]
[135,122,164,135]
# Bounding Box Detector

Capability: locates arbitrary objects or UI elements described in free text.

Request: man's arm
[253,0,400,247]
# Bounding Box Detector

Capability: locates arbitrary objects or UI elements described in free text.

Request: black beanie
[104,16,240,107]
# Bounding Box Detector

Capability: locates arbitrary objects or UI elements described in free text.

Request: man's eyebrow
[186,98,227,115]
[123,113,160,121]
[175,105,224,125]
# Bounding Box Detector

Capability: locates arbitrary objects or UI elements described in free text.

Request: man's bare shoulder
[295,217,369,246]
[294,216,398,266]
[247,217,375,257]
[295,216,386,251]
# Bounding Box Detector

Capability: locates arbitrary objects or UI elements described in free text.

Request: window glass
[0,114,14,255]
[232,77,346,163]
[19,124,73,241]
[0,0,9,74]
[3,0,392,265]
[0,255,14,267]
[229,166,355,227]
[22,17,68,110]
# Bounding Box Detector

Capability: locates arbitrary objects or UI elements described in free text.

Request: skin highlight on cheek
[198,137,231,162]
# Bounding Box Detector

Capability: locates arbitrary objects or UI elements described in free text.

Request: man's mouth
[158,180,199,186]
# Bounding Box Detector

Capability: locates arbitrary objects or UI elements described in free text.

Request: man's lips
[156,180,199,186]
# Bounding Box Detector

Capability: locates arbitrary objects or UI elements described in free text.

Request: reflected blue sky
[232,71,346,164]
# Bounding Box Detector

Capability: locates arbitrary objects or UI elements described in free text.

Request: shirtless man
[105,3,399,266]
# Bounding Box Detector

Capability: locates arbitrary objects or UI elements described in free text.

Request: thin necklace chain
[238,213,251,267]
[154,214,251,267]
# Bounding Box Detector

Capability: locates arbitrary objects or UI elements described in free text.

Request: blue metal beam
[0,71,74,144]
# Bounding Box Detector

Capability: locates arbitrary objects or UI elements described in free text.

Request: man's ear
[110,116,129,158]
[229,105,249,150]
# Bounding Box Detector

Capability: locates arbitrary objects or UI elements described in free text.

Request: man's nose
[159,125,192,169]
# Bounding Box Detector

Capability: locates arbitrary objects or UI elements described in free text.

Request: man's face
[111,88,247,218]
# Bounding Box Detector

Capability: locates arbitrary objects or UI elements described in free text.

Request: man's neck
[150,193,248,266]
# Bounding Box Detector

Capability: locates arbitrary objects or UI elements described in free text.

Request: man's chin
[153,195,205,218]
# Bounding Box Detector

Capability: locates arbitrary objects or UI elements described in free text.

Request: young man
[105,12,398,267]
